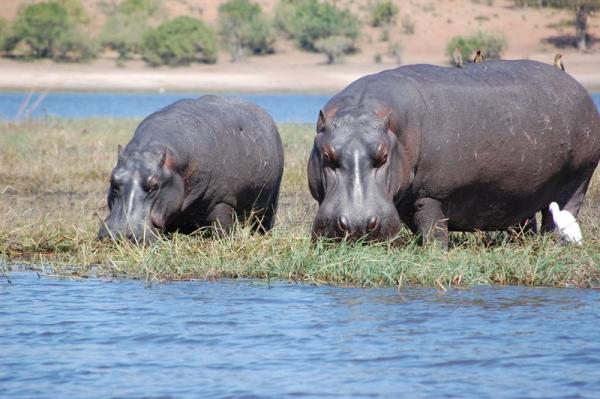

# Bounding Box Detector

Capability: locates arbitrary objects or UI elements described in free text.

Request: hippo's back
[133,95,280,146]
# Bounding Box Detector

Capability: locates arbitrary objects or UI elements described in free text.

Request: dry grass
[1,118,599,288]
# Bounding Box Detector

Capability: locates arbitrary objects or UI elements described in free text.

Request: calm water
[0,91,331,123]
[0,91,599,123]
[2,272,600,398]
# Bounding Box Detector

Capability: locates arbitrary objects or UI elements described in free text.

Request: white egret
[549,202,583,245]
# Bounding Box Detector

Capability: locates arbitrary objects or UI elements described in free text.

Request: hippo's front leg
[413,198,448,248]
[207,203,236,236]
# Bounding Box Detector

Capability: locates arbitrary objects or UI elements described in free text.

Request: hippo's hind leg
[413,198,449,249]
[541,167,596,233]
[254,192,279,234]
[207,203,236,236]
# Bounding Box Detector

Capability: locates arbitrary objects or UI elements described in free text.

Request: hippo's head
[97,145,184,244]
[308,107,410,241]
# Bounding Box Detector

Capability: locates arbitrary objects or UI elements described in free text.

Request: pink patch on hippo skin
[159,148,177,171]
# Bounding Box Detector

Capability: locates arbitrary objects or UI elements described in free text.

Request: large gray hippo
[98,95,284,243]
[308,60,600,246]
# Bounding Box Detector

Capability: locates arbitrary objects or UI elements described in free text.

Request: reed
[1,118,599,287]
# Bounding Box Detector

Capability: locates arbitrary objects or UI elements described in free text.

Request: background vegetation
[1,119,599,288]
[446,30,508,64]
[218,0,274,61]
[141,16,218,66]
[0,0,597,65]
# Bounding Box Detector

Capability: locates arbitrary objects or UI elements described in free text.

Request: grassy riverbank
[1,119,599,288]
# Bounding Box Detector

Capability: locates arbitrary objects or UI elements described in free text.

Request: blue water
[0,91,599,123]
[2,272,600,398]
[0,91,330,123]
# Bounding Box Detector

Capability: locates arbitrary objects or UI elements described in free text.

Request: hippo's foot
[413,198,449,249]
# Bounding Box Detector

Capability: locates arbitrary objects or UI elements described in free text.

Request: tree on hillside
[546,0,600,50]
[218,0,274,61]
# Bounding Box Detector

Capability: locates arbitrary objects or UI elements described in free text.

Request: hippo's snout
[313,204,401,242]
[336,215,380,235]
[97,219,159,245]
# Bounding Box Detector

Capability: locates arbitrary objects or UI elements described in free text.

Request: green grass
[1,118,599,288]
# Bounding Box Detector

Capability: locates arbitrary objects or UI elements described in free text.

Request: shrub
[0,18,7,51]
[370,0,398,27]
[218,0,274,61]
[388,40,403,64]
[273,0,298,36]
[55,29,97,62]
[315,35,353,63]
[401,15,415,34]
[100,0,165,60]
[282,0,360,51]
[117,0,163,16]
[10,2,72,58]
[8,1,96,61]
[56,0,89,24]
[445,30,507,64]
[141,16,218,66]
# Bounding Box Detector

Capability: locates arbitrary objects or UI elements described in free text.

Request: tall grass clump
[141,16,218,66]
[446,30,507,64]
[100,0,166,62]
[276,0,360,52]
[218,0,275,61]
[6,1,96,62]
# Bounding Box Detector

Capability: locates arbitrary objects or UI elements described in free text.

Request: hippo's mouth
[311,219,400,242]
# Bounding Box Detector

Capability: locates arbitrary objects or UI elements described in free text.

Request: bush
[100,0,165,60]
[401,15,415,34]
[445,30,507,64]
[0,18,7,51]
[281,0,360,51]
[273,0,298,36]
[315,35,353,64]
[55,29,97,62]
[117,0,163,16]
[370,0,398,27]
[218,0,274,61]
[10,2,72,58]
[141,16,218,66]
[8,1,96,61]
[56,0,89,24]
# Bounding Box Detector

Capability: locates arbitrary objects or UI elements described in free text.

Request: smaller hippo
[98,95,284,243]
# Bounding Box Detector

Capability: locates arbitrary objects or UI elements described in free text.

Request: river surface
[0,91,599,123]
[1,271,600,398]
[0,91,331,123]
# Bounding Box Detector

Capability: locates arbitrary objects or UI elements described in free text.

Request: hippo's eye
[373,144,388,168]
[321,144,338,168]
[146,177,159,192]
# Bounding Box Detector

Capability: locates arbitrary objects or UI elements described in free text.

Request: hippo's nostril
[337,216,349,232]
[367,216,379,232]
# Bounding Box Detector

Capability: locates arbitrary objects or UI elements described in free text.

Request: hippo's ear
[317,110,327,133]
[317,106,338,133]
[159,147,176,170]
[117,144,123,155]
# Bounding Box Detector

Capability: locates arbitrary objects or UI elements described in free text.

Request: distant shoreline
[2,57,600,94]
